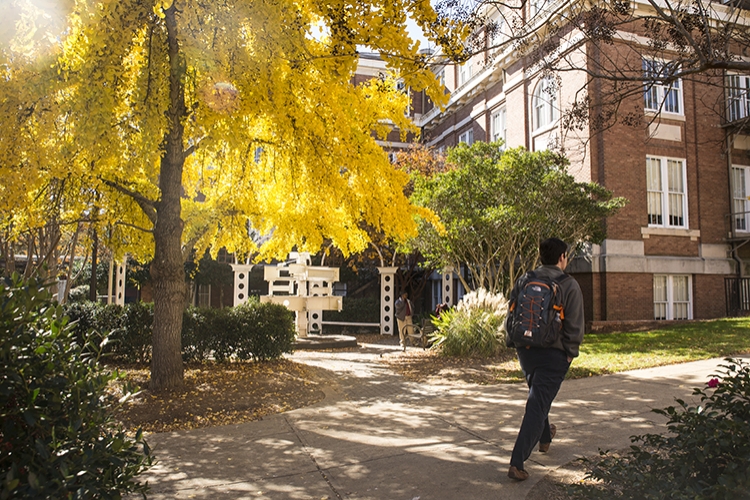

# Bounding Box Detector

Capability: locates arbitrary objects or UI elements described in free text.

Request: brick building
[373,1,750,326]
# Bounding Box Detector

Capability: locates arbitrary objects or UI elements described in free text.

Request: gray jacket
[395,297,413,321]
[505,265,585,358]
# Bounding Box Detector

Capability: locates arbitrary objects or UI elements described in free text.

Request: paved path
[135,344,748,499]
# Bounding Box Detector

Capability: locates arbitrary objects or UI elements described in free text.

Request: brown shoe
[508,466,529,481]
[539,423,557,453]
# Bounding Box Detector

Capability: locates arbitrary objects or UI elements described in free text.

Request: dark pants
[510,347,571,470]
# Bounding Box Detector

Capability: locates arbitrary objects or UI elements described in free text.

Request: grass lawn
[389,317,750,384]
[568,317,750,378]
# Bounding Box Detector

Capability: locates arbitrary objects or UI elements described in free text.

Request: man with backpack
[504,238,585,481]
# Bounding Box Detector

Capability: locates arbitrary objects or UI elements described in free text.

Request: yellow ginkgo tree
[1,0,466,390]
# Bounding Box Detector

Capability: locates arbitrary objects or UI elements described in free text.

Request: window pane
[664,80,680,113]
[646,158,662,190]
[667,160,685,227]
[667,160,684,193]
[643,59,682,114]
[647,158,663,225]
[654,275,668,320]
[733,167,747,230]
[534,78,557,130]
[672,276,688,301]
[654,276,667,301]
[673,302,688,320]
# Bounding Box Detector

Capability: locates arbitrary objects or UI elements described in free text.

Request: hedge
[64,298,296,363]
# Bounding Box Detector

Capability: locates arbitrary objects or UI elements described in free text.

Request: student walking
[504,238,585,481]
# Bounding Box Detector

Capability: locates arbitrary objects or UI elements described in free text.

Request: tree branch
[99,177,158,224]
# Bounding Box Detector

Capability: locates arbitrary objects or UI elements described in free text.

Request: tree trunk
[149,5,186,391]
[89,229,98,301]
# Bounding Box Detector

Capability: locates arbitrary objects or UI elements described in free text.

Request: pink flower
[707,378,720,388]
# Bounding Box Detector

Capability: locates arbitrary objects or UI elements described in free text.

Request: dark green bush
[322,297,379,323]
[181,300,295,362]
[0,276,152,499]
[181,306,213,363]
[321,296,379,333]
[65,298,295,364]
[233,302,296,361]
[121,302,153,364]
[572,358,750,499]
[200,306,239,363]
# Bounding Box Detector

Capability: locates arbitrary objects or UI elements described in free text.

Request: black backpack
[506,271,570,348]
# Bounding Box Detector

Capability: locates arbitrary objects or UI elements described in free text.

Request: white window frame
[436,69,446,89]
[732,165,750,232]
[458,60,473,86]
[646,156,688,229]
[532,77,559,132]
[491,107,507,147]
[653,275,692,320]
[458,128,474,145]
[530,0,545,16]
[726,74,750,123]
[643,59,683,116]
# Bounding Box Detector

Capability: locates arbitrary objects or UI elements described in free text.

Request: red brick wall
[601,273,654,321]
[643,237,699,256]
[693,274,727,319]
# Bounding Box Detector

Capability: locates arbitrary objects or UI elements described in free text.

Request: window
[646,156,687,228]
[491,107,507,147]
[254,147,263,163]
[436,69,445,88]
[458,128,474,145]
[533,78,558,131]
[458,60,473,86]
[197,284,211,308]
[727,74,750,122]
[732,166,750,231]
[217,248,234,264]
[653,275,692,320]
[643,59,683,115]
[530,0,546,16]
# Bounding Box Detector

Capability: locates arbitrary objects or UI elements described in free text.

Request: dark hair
[539,238,568,265]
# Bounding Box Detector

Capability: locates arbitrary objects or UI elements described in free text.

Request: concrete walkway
[135,344,748,500]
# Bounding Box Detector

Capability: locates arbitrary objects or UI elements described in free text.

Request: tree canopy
[0,0,466,389]
[409,141,627,297]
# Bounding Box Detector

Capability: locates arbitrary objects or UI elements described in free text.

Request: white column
[56,279,67,304]
[442,266,454,308]
[308,280,322,334]
[230,264,254,306]
[377,267,398,335]
[114,260,127,306]
[107,259,114,304]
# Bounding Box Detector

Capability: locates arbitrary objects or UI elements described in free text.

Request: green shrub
[0,276,153,499]
[180,299,295,362]
[120,301,153,364]
[572,358,750,499]
[66,298,295,364]
[322,297,379,323]
[65,302,145,363]
[181,306,213,363]
[234,301,296,361]
[201,307,239,363]
[430,288,508,357]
